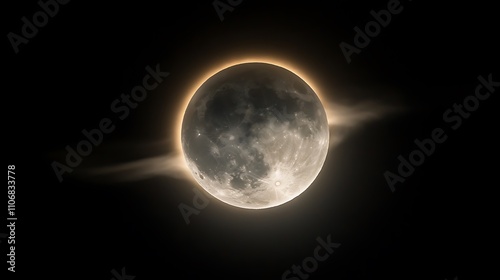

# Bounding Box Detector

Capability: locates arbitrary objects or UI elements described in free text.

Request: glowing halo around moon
[175,58,330,209]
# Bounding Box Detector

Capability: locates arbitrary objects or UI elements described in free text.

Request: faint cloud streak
[326,100,402,148]
[87,153,192,182]
[86,99,401,183]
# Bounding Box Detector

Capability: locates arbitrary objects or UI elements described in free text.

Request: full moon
[181,62,329,209]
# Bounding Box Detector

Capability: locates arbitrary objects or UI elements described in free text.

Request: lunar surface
[181,63,329,209]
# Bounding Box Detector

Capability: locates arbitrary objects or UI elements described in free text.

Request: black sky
[4,0,498,279]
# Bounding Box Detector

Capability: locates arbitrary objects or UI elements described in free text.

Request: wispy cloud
[326,100,402,147]
[84,98,402,182]
[86,153,192,182]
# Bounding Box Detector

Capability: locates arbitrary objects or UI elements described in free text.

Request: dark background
[4,0,498,279]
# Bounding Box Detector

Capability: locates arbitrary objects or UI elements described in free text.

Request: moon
[181,62,329,209]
